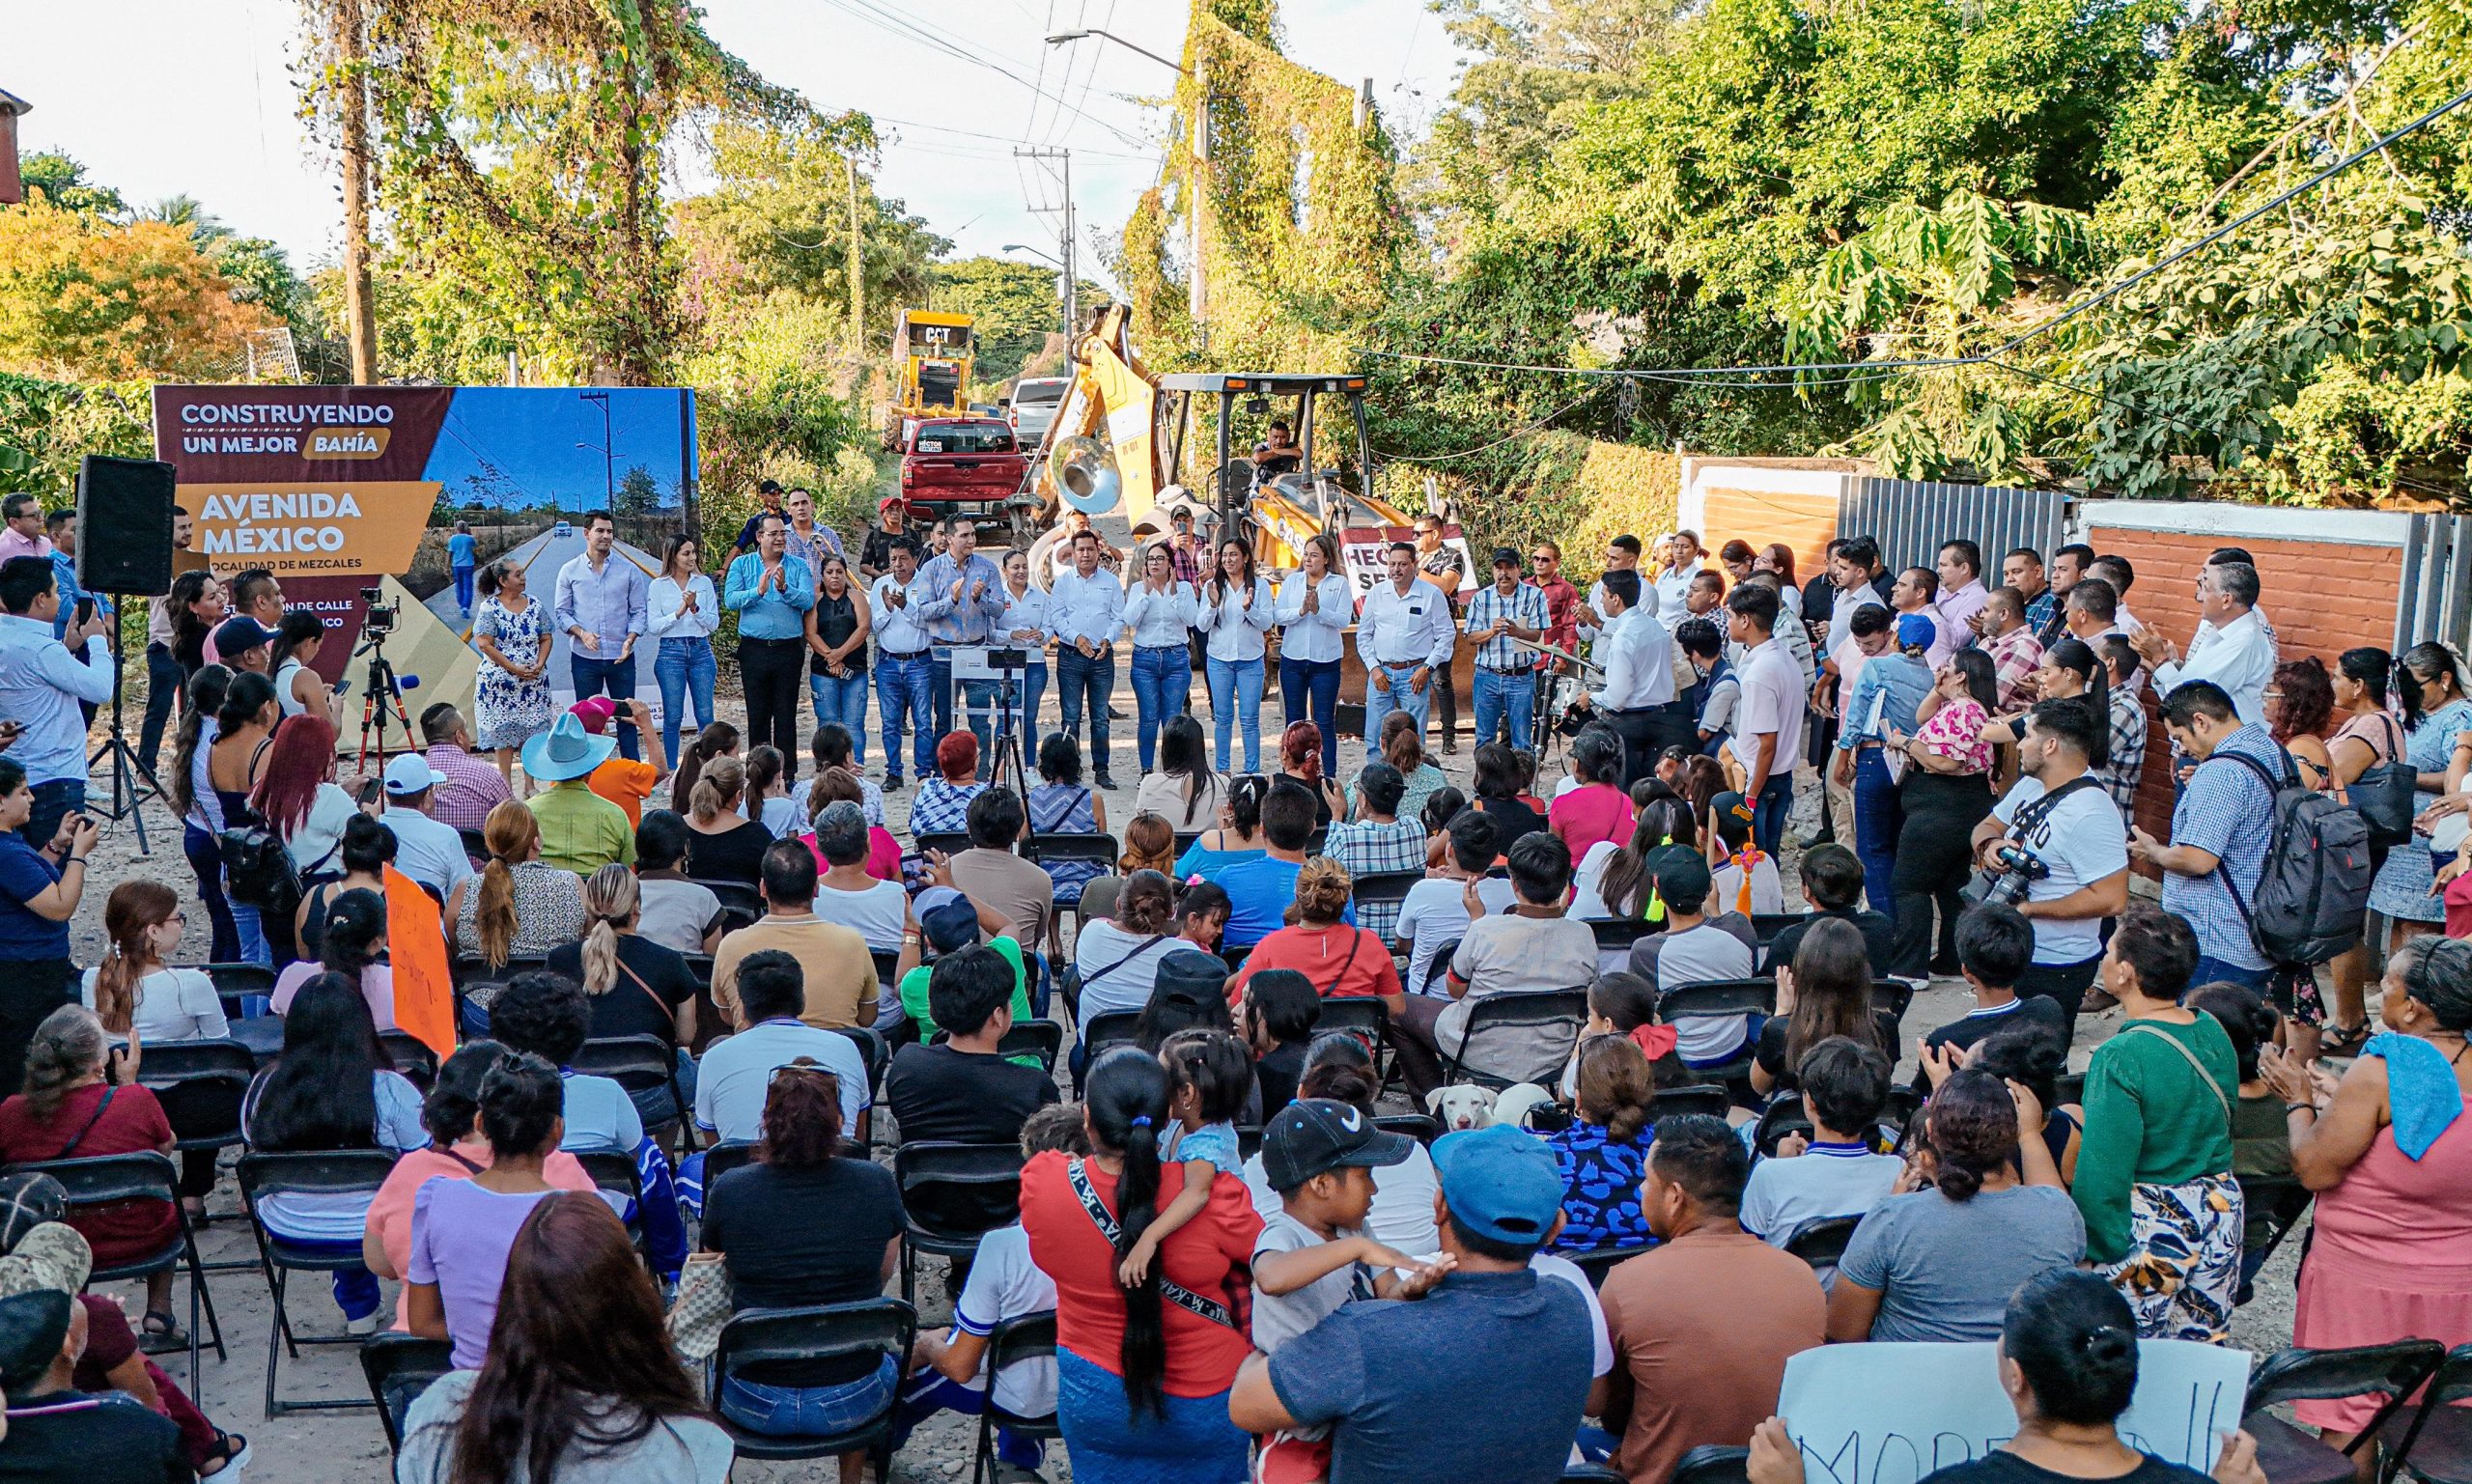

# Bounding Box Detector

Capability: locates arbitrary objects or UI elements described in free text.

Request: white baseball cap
[382,754,448,796]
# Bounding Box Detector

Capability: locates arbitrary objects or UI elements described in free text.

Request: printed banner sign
[1778,1340,2249,1484]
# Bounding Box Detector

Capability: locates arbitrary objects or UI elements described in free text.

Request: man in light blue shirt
[723,512,816,764]
[1048,530,1126,789]
[0,556,112,845]
[447,520,479,614]
[1357,542,1456,745]
[378,752,477,900]
[552,511,650,759]
[1832,608,1936,916]
[42,511,111,730]
[867,543,936,787]
[1464,548,1547,750]
[915,516,1008,761]
[2131,680,2279,991]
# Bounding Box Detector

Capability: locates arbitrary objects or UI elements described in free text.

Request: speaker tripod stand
[86,596,157,855]
[354,628,418,775]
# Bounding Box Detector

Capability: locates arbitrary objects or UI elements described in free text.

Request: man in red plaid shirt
[1971,586,2046,710]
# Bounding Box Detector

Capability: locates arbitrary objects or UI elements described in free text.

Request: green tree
[927,257,1102,384]
[12,153,126,218]
[615,462,662,518]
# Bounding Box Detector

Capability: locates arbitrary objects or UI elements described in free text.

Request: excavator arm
[1031,304,1165,528]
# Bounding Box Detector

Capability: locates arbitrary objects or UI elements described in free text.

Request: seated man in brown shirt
[942,787,1053,960]
[1594,1114,1828,1484]
[709,838,879,1032]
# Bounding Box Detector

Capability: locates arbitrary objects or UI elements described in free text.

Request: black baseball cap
[1491,546,1522,568]
[1261,1098,1414,1194]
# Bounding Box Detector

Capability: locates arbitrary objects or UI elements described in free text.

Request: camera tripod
[354,627,417,774]
[86,595,157,855]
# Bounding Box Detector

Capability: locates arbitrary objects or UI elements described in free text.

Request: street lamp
[1044,29,1190,75]
[1003,242,1062,267]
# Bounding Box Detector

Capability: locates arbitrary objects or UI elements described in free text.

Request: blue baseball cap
[1896,613,1937,649]
[1429,1123,1564,1247]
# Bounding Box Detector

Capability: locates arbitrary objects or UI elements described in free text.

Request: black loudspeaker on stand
[73,455,179,856]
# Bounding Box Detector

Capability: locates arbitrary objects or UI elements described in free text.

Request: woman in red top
[1548,727,1635,860]
[1227,858,1404,1011]
[1019,1046,1260,1484]
[0,1005,182,1342]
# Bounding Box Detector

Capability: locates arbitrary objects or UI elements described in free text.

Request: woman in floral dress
[471,559,553,794]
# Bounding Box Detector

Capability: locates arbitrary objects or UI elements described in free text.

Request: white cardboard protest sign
[1779,1340,2249,1484]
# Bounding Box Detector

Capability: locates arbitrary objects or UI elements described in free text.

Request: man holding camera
[1971,695,2129,1042]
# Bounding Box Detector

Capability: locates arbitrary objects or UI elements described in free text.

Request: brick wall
[2082,522,2404,847]
[1703,485,1842,579]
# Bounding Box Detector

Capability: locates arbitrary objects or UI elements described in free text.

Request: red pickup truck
[899,417,1029,520]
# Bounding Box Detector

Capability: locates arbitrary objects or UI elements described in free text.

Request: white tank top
[275,660,311,717]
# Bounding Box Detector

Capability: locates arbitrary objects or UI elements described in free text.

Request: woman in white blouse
[648,534,720,770]
[1121,541,1199,774]
[996,546,1051,756]
[82,881,230,1045]
[1197,538,1278,774]
[1277,532,1353,775]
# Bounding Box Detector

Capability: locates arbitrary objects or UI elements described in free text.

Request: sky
[429,388,695,513]
[4,0,1466,293]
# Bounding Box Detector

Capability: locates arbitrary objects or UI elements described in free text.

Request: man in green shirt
[520,712,636,874]
[892,885,1034,1058]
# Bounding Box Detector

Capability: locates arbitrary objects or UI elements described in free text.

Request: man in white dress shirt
[1048,530,1127,789]
[1726,581,1807,856]
[1358,543,1456,744]
[868,543,938,788]
[1584,534,1643,633]
[2132,560,2275,726]
[1571,570,1685,787]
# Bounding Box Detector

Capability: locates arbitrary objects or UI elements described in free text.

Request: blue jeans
[1279,656,1341,772]
[182,824,241,964]
[1005,663,1047,763]
[1851,748,1902,916]
[1055,1349,1248,1484]
[1471,666,1533,751]
[1361,662,1430,750]
[876,653,936,782]
[1130,645,1192,773]
[570,652,640,759]
[654,637,716,769]
[892,1371,1046,1468]
[281,1237,380,1322]
[20,779,82,851]
[719,1354,898,1439]
[2190,956,2273,994]
[1056,648,1116,779]
[1751,770,1794,857]
[452,564,476,612]
[1205,655,1265,773]
[810,668,871,765]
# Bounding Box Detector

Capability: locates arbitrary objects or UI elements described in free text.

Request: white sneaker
[345,1310,380,1336]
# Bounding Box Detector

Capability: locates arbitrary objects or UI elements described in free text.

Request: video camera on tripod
[358,585,400,642]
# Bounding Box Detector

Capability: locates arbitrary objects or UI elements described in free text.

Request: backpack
[2211,745,2372,967]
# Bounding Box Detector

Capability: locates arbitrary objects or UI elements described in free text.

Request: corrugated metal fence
[1840,478,2070,578]
[2396,514,2472,655]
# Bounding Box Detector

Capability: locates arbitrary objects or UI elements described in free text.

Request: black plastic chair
[361,1331,454,1455]
[689,879,763,935]
[1871,977,1914,1027]
[1315,996,1388,1074]
[2378,1342,2472,1484]
[13,1151,224,1389]
[1174,830,1205,858]
[195,961,277,1021]
[1421,938,1463,996]
[1650,1083,1734,1123]
[914,831,976,860]
[1785,1215,1864,1273]
[711,1300,917,1465]
[1754,1092,1813,1156]
[1563,1245,1647,1289]
[575,1148,646,1245]
[1442,988,1591,1091]
[132,1039,259,1274]
[1221,941,1255,976]
[870,948,906,996]
[893,1141,1027,1305]
[2234,1175,2314,1302]
[1348,870,1424,939]
[1373,1112,1443,1144]
[1748,913,1807,945]
[2242,1341,2445,1484]
[1028,832,1118,932]
[702,1140,760,1189]
[2055,1071,2086,1106]
[971,1310,1061,1484]
[997,1019,1065,1072]
[379,1030,440,1091]
[1671,1445,1752,1484]
[830,1024,889,1144]
[1078,1011,1144,1088]
[457,826,490,867]
[1654,979,1777,1091]
[237,1148,400,1415]
[1584,916,1656,957]
[449,952,548,1034]
[576,1034,695,1151]
[1564,1469,1631,1484]
[682,952,715,990]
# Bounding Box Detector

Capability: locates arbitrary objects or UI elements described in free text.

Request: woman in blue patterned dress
[1546,1033,1660,1252]
[1030,733,1108,952]
[2369,641,2472,945]
[470,559,554,795]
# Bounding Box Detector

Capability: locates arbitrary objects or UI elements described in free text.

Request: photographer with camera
[1970,695,2130,1044]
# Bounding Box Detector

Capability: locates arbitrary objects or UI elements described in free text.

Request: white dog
[1425,1082,1559,1133]
[1426,1084,1497,1132]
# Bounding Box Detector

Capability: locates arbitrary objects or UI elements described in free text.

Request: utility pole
[334,0,379,383]
[1015,146,1076,339]
[1190,57,1208,350]
[844,153,864,351]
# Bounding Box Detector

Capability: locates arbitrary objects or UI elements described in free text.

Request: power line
[813,0,1154,151]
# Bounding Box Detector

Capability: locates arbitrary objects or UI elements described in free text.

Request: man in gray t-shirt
[1832,1184,2087,1342]
[1624,851,1759,1063]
